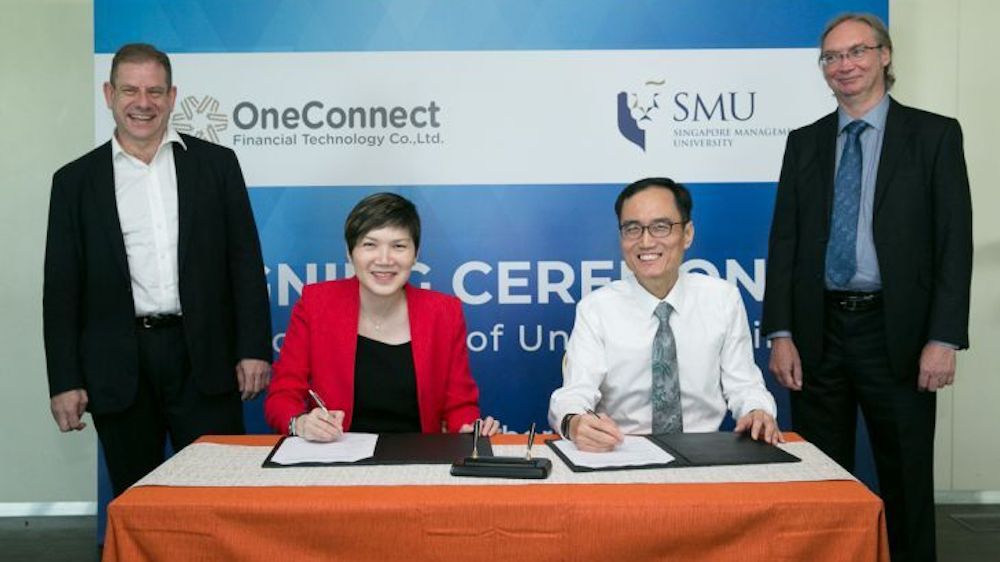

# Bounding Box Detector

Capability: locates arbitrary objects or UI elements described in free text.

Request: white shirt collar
[111,126,187,161]
[628,272,689,318]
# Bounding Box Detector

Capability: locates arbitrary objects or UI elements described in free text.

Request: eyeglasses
[818,44,882,67]
[619,220,686,240]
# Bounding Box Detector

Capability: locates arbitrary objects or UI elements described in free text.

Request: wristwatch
[560,414,578,440]
[287,415,298,436]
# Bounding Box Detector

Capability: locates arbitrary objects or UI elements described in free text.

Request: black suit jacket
[43,134,272,414]
[763,97,972,378]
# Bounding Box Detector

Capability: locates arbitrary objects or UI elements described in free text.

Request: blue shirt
[769,95,956,349]
[827,95,889,291]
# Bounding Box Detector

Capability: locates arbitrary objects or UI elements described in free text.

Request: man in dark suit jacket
[763,14,972,562]
[43,44,272,496]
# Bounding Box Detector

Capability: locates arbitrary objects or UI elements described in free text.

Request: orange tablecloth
[103,434,888,562]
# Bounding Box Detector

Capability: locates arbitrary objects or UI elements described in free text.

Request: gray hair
[821,13,895,90]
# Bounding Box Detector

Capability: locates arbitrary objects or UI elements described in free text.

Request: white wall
[891,0,1000,494]
[0,0,97,505]
[0,0,996,507]
[951,0,1000,493]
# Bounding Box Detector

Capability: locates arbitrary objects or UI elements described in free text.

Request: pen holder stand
[450,456,552,479]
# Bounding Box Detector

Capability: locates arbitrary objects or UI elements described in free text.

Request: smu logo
[617,79,758,151]
[673,91,757,123]
[617,79,665,151]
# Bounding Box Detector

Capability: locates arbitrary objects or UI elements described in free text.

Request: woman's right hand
[295,407,345,442]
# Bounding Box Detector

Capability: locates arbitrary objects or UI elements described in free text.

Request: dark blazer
[763,97,972,378]
[43,134,272,414]
[264,277,481,434]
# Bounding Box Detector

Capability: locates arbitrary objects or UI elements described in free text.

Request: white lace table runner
[134,441,855,488]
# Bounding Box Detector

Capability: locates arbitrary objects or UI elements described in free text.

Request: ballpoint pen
[308,389,331,418]
[525,422,536,460]
[471,419,482,458]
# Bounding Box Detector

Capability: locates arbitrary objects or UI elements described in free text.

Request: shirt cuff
[559,414,578,440]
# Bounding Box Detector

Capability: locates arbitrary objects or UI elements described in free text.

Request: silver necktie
[652,302,683,434]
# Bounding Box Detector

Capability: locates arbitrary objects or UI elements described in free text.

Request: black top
[351,335,422,433]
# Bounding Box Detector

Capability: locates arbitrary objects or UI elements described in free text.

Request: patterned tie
[826,119,869,286]
[652,302,683,434]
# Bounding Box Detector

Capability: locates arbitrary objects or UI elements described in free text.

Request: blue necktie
[652,302,683,434]
[826,120,869,287]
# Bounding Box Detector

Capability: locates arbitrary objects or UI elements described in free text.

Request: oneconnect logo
[230,99,444,148]
[171,95,228,143]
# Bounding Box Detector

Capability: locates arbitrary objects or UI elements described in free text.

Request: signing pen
[307,389,331,418]
[525,422,537,460]
[471,418,482,459]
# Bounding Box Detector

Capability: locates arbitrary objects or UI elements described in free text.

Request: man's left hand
[236,359,271,401]
[918,343,956,391]
[734,409,784,445]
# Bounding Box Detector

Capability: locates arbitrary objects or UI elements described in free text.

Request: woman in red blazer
[264,193,499,441]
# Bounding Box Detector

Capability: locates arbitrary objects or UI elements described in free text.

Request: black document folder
[547,431,800,472]
[654,432,799,467]
[262,433,493,468]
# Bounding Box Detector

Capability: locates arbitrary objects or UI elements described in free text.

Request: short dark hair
[614,177,693,223]
[110,43,173,88]
[344,192,421,251]
[821,13,895,90]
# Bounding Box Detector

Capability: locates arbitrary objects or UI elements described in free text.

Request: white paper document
[551,435,675,469]
[269,433,379,465]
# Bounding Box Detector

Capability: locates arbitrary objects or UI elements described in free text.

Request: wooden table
[103,434,889,561]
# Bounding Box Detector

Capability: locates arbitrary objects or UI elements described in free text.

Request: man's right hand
[569,412,624,452]
[295,407,345,442]
[769,337,803,390]
[50,389,89,432]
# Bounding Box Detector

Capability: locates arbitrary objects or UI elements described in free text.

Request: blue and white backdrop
[93,0,887,531]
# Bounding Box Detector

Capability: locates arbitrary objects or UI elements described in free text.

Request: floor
[2,505,998,561]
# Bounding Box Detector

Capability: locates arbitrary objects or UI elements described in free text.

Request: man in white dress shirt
[549,178,781,452]
[43,43,272,495]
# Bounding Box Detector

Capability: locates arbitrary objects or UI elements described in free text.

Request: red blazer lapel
[317,278,361,429]
[405,284,439,433]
